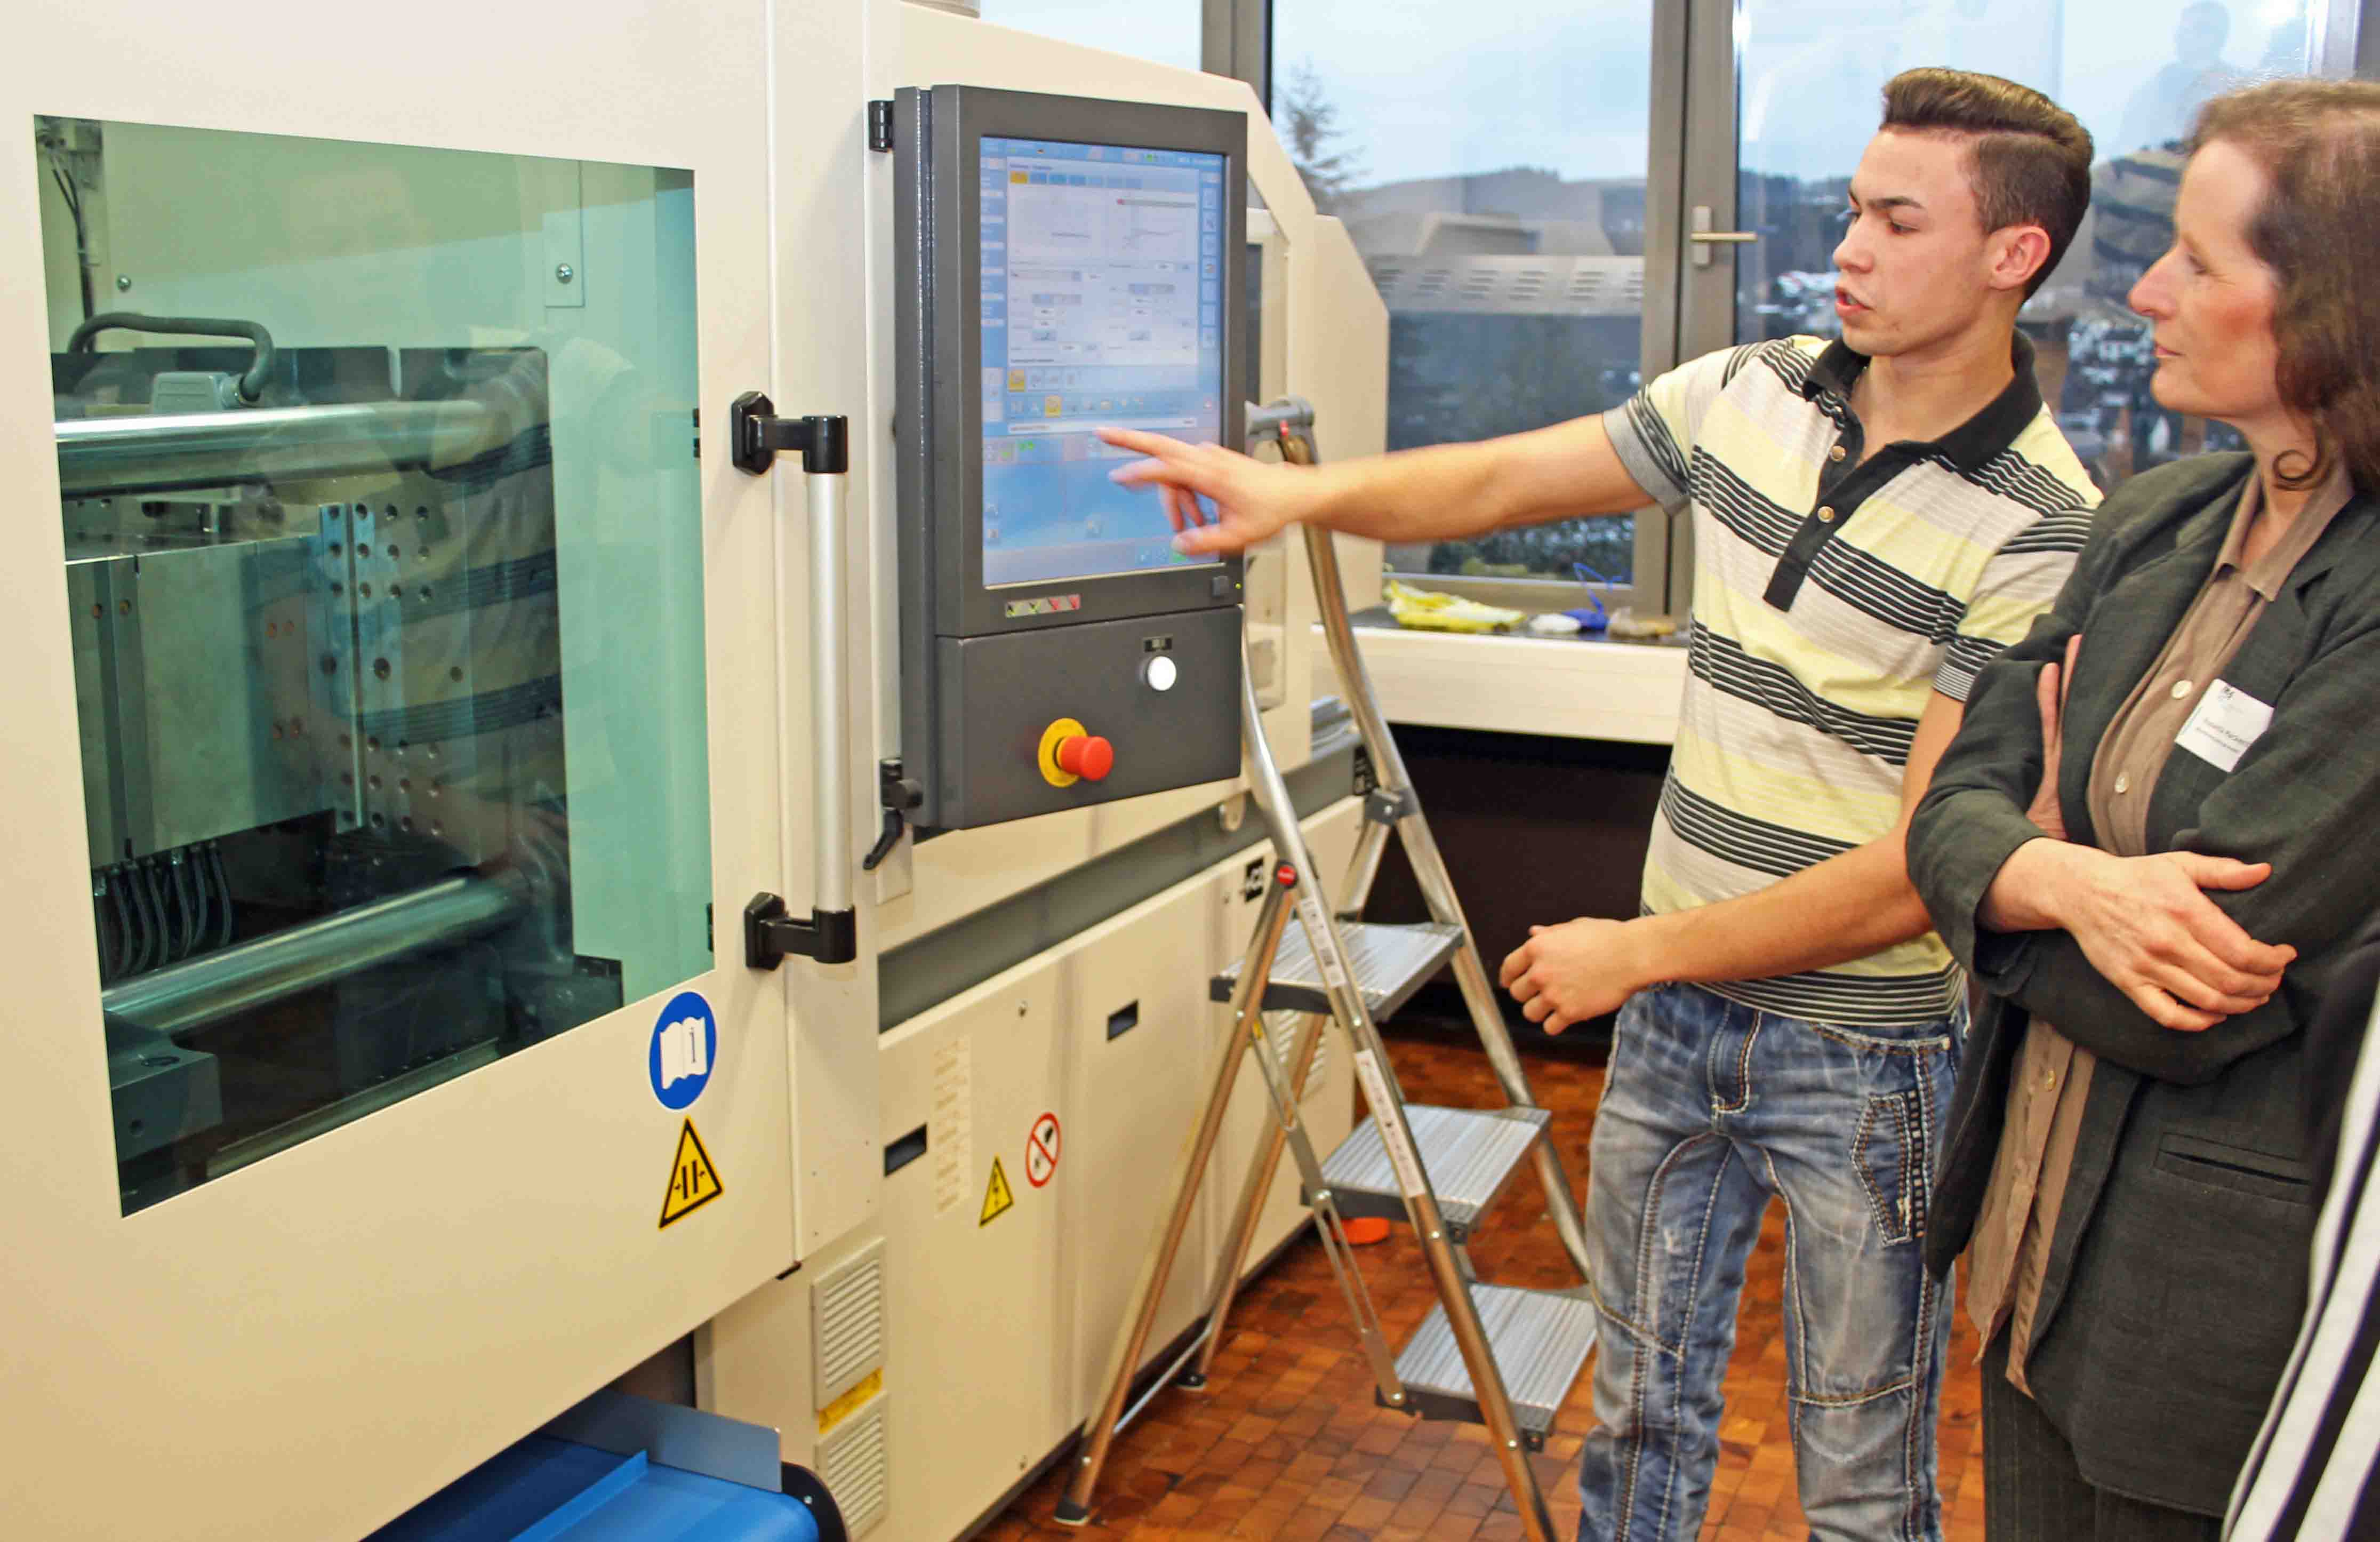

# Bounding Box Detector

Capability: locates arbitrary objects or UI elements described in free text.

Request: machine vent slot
[1107,1001,1140,1040]
[817,1395,890,1537]
[884,1124,928,1176]
[811,1236,887,1408]
[1268,1009,1328,1094]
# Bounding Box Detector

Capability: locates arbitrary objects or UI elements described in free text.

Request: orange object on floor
[1341,1217,1391,1245]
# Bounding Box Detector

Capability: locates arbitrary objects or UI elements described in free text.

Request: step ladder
[1055,401,1599,1542]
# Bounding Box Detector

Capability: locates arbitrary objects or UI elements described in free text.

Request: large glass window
[1271,0,1658,587]
[977,1,1204,73]
[40,118,711,1212]
[1733,0,2322,492]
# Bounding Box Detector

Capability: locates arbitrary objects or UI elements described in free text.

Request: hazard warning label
[1024,1112,1062,1188]
[980,1155,1015,1226]
[659,1117,725,1228]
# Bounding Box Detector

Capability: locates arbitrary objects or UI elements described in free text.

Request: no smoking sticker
[1025,1111,1062,1188]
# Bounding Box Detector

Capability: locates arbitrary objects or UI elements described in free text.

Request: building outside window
[1272,0,2329,605]
[1271,0,1657,590]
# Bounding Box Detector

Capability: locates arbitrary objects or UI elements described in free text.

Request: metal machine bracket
[861,757,923,873]
[744,892,856,969]
[868,99,894,153]
[1364,787,1414,826]
[730,392,848,476]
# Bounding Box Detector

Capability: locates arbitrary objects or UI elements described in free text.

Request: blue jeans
[1577,981,1961,1542]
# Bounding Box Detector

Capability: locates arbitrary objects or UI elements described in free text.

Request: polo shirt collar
[1798,331,2043,473]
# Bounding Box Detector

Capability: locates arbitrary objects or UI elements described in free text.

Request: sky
[987,0,2316,192]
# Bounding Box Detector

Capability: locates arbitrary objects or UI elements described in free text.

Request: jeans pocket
[1854,1090,1926,1246]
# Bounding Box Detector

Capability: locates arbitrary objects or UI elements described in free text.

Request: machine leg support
[1174,1369,1208,1390]
[1053,1498,1094,1527]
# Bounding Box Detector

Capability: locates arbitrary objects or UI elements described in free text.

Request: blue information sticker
[648,990,718,1109]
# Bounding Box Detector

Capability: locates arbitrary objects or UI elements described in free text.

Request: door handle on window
[1689,205,1757,267]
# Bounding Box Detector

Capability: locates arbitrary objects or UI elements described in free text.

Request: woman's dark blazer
[1909,452,2380,1516]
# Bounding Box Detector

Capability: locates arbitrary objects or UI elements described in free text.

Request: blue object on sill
[1567,563,1612,633]
[370,1393,831,1542]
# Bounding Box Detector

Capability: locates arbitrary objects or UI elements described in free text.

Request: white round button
[2171,679,2193,699]
[1143,654,1179,692]
[2115,772,2131,795]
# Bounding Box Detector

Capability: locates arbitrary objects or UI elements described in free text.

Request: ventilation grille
[1361,254,1644,317]
[811,1236,886,1408]
[818,1396,889,1537]
[1267,1010,1329,1094]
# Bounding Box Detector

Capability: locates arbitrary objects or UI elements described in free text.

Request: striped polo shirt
[1604,334,2098,1028]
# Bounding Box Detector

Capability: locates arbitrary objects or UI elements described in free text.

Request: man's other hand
[1499,918,1646,1034]
[1097,426,1326,556]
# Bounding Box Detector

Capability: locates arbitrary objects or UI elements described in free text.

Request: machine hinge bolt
[555,262,575,284]
[115,274,131,292]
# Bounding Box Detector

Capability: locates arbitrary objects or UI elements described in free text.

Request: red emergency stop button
[1056,733,1113,781]
[1037,716,1115,788]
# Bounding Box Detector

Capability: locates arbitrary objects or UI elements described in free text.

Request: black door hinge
[745,892,858,969]
[868,100,894,153]
[729,392,848,475]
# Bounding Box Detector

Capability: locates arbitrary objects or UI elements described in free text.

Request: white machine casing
[0,3,1387,1539]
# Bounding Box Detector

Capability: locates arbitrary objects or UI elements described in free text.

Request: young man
[1102,70,2097,1541]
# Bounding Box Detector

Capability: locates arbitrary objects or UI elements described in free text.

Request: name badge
[2174,679,2275,773]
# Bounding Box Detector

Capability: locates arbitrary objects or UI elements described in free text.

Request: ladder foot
[1053,1499,1094,1527]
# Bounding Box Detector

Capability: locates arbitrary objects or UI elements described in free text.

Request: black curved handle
[66,311,277,406]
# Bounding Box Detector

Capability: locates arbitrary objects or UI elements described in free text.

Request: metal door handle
[728,392,857,967]
[1689,204,1757,267]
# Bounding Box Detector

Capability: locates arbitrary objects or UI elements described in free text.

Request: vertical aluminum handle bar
[807,467,851,917]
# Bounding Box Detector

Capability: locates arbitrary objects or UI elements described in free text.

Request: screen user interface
[978,135,1227,589]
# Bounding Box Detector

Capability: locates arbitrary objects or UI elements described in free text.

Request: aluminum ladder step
[1310,1105,1551,1238]
[1391,1284,1598,1448]
[1211,919,1464,1020]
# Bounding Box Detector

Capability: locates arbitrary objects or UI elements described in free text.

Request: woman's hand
[2025,635,2081,841]
[1097,427,1331,555]
[1989,840,2296,1030]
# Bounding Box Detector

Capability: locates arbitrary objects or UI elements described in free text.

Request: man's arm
[1498,688,1969,1034]
[1095,413,1655,556]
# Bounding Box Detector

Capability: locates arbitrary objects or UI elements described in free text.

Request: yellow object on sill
[1383,579,1526,634]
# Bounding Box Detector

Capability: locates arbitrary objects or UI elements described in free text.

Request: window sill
[1318,610,1688,745]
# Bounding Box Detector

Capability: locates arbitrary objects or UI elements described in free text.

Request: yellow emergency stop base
[1038,717,1086,787]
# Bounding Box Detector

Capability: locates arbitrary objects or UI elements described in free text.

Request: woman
[1908,77,2380,1539]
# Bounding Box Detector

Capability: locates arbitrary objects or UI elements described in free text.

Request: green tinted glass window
[38,117,711,1212]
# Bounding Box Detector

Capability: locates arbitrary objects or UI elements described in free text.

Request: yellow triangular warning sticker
[980,1155,1015,1226]
[659,1117,725,1228]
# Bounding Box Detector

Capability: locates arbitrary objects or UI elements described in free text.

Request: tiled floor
[980,1036,1986,1542]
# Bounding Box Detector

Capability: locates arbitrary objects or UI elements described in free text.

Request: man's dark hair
[1880,68,2095,297]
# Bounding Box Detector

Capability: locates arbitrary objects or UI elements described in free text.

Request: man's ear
[1992,223,2055,293]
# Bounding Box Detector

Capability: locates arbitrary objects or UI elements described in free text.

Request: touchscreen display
[977,135,1226,589]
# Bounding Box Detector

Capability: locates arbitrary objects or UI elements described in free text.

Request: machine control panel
[894,85,1248,830]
